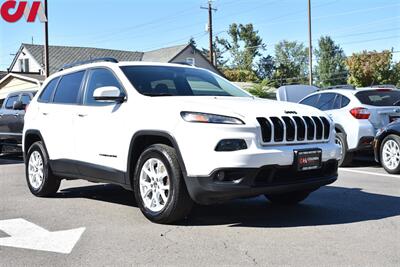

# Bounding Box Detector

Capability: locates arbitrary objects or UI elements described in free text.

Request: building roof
[142,44,189,62]
[20,43,143,74]
[0,71,7,80]
[0,72,45,86]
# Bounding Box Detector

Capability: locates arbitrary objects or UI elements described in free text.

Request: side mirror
[12,100,24,110]
[93,86,125,103]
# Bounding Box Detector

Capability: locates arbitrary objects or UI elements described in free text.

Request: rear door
[354,89,400,129]
[40,71,85,174]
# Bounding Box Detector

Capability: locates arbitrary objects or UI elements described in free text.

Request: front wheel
[25,141,60,196]
[380,134,400,174]
[335,132,353,167]
[265,190,311,205]
[133,144,193,224]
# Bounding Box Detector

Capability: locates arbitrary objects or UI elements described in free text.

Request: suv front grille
[257,116,331,145]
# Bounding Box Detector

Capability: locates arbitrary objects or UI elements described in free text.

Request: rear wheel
[380,135,400,174]
[265,190,311,205]
[335,132,353,167]
[25,141,60,196]
[133,144,193,224]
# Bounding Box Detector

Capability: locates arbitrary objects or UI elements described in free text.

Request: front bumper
[185,159,338,204]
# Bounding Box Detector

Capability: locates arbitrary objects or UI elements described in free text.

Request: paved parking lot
[0,154,399,266]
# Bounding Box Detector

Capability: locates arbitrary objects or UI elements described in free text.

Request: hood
[151,96,325,119]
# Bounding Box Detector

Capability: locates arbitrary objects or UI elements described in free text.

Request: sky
[0,0,399,71]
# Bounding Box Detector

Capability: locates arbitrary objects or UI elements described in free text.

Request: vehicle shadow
[56,184,400,228]
[57,184,137,207]
[0,153,24,165]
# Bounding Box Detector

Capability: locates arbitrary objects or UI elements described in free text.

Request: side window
[341,96,350,108]
[53,71,85,104]
[332,94,341,109]
[84,69,122,105]
[316,93,336,111]
[39,77,60,103]
[21,94,31,105]
[300,94,319,107]
[5,96,19,109]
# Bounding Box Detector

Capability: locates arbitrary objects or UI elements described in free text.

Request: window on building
[18,58,29,72]
[186,57,195,66]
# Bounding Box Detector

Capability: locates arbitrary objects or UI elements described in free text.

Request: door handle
[13,113,19,117]
[42,112,48,116]
[78,114,87,117]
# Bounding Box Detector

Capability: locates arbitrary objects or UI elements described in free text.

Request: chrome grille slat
[257,115,331,145]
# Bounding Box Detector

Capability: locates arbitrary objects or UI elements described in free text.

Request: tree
[217,23,265,71]
[256,55,275,80]
[346,50,396,87]
[315,36,347,87]
[272,40,308,85]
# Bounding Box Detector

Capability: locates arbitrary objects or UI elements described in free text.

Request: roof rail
[321,85,355,90]
[370,84,397,89]
[59,57,118,71]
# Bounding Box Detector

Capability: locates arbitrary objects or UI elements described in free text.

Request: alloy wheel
[28,151,44,189]
[382,139,400,170]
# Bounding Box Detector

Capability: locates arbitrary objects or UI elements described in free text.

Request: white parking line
[339,168,400,179]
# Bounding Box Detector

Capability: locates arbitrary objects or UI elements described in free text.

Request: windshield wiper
[143,93,173,97]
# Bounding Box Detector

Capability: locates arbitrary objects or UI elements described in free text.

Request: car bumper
[185,159,338,204]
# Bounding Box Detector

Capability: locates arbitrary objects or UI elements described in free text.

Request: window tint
[341,96,350,108]
[39,77,59,103]
[53,71,85,104]
[84,69,122,105]
[316,93,336,111]
[21,94,31,105]
[5,95,19,109]
[120,66,249,97]
[300,95,319,107]
[332,94,341,109]
[355,90,400,106]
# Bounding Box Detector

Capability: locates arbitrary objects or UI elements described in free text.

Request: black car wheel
[335,132,353,167]
[380,134,400,174]
[25,141,61,196]
[133,144,193,224]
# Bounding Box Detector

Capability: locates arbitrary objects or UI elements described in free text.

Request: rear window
[355,90,400,106]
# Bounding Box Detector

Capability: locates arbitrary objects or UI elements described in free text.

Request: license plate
[295,149,322,171]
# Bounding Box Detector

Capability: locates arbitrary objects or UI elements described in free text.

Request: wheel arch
[127,131,187,187]
[24,130,48,162]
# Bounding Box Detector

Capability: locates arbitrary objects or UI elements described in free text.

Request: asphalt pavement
[0,153,399,266]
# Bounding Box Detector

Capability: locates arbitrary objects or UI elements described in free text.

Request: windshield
[355,90,400,106]
[120,66,250,97]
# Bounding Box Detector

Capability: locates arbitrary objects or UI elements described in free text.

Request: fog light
[215,139,247,151]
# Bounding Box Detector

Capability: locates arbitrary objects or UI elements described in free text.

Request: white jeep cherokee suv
[23,58,340,223]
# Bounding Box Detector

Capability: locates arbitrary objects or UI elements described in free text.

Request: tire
[265,190,311,205]
[380,134,400,174]
[335,132,353,167]
[133,144,193,224]
[25,141,60,197]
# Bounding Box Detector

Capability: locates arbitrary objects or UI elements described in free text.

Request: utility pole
[44,0,50,77]
[307,0,313,85]
[201,1,217,66]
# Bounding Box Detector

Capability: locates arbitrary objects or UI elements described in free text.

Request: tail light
[350,107,370,119]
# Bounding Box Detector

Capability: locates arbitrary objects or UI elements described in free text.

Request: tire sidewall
[380,135,400,174]
[25,142,51,195]
[133,146,180,222]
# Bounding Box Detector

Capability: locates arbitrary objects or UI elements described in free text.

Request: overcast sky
[1,0,399,70]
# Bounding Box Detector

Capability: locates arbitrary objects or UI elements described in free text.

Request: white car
[23,58,340,223]
[298,87,400,166]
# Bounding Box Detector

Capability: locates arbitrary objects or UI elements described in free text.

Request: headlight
[181,111,244,125]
